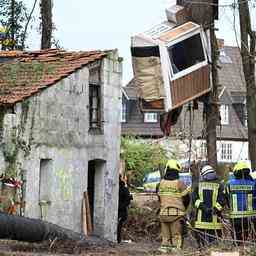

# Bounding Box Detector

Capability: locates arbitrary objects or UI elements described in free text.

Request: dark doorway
[87,159,105,236]
[88,160,96,227]
[39,159,52,220]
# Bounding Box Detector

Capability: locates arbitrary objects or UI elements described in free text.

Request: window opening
[39,159,52,220]
[89,84,101,129]
[121,103,126,123]
[168,33,205,75]
[221,143,232,161]
[220,105,229,125]
[200,141,207,158]
[144,112,158,123]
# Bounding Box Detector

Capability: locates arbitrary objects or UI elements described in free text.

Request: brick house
[0,49,122,241]
[121,46,248,163]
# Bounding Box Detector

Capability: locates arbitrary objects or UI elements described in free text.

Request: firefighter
[158,159,190,253]
[192,165,225,248]
[226,161,256,244]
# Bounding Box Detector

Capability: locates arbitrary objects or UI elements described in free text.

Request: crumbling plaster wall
[0,50,122,241]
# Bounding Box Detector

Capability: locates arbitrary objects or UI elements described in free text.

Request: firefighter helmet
[233,161,251,174]
[165,159,182,173]
[200,165,215,177]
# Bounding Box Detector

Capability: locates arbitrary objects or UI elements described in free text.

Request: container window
[168,33,205,75]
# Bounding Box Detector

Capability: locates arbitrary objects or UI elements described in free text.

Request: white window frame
[220,105,229,125]
[221,143,232,161]
[166,28,208,81]
[121,103,126,123]
[144,112,158,123]
[199,142,207,158]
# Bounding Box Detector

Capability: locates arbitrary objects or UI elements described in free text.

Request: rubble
[123,200,160,242]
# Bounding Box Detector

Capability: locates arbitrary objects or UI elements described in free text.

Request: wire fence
[183,215,256,255]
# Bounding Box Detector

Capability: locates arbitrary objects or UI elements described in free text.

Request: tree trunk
[41,0,52,49]
[206,27,219,170]
[238,0,256,169]
[10,0,15,50]
[177,0,219,169]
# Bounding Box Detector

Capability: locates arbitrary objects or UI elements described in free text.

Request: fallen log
[0,212,84,242]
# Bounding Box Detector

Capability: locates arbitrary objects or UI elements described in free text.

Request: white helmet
[200,165,215,177]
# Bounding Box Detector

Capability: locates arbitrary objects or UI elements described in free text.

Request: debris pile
[123,200,160,242]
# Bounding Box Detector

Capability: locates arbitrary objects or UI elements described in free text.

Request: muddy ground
[0,194,254,255]
[0,234,253,256]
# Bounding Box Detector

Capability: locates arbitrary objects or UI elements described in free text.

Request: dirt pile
[123,199,160,242]
[0,237,114,255]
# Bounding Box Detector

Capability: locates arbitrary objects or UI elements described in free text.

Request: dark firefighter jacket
[192,176,225,230]
[226,174,256,218]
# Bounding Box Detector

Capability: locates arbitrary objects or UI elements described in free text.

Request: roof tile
[0,49,107,105]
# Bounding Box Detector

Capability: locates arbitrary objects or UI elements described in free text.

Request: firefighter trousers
[159,215,183,249]
[231,217,250,245]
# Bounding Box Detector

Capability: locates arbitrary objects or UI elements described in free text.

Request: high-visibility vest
[227,178,256,218]
[194,181,224,230]
[158,179,190,216]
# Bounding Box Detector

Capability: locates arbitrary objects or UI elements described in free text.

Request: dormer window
[144,113,158,123]
[219,49,232,64]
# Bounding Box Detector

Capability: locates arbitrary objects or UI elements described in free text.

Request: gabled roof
[122,79,139,100]
[0,49,107,105]
[218,46,246,93]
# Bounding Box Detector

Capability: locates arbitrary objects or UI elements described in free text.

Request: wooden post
[84,192,93,235]
[82,194,88,235]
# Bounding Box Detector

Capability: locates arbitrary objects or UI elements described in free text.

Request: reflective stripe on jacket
[226,178,256,218]
[193,181,225,230]
[158,179,190,216]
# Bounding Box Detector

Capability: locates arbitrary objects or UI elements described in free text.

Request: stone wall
[0,50,122,241]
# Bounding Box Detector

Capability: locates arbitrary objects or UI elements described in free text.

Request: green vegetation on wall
[0,101,31,179]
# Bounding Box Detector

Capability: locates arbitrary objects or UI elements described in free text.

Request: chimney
[165,5,188,25]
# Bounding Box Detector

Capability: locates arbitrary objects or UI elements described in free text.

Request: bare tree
[40,0,52,49]
[238,0,256,169]
[21,0,39,49]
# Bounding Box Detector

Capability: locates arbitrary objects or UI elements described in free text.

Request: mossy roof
[0,49,107,105]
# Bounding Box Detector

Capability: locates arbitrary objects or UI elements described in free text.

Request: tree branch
[21,0,38,50]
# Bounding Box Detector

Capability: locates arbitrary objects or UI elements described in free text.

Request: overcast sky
[24,0,255,84]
